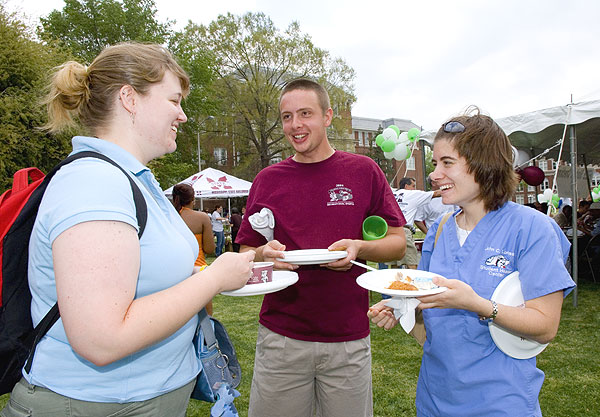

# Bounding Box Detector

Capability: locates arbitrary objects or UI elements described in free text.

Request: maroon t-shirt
[236,151,405,342]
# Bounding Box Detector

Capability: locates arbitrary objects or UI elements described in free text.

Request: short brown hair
[279,78,331,115]
[434,106,518,211]
[44,42,190,134]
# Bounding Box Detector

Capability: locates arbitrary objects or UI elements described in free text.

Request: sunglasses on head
[443,121,465,133]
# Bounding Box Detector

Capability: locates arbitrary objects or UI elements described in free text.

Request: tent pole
[569,125,578,308]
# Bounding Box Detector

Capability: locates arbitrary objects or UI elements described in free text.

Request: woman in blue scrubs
[369,107,575,417]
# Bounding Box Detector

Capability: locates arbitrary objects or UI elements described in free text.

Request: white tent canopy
[164,167,252,213]
[496,99,600,307]
[164,167,252,199]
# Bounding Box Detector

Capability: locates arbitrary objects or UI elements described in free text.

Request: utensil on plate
[350,260,378,271]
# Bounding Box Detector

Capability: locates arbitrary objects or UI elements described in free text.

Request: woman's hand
[417,275,482,311]
[205,250,255,292]
[367,300,398,330]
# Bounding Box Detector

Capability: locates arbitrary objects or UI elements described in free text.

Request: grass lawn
[2,266,598,416]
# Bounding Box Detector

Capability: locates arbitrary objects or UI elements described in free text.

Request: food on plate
[385,270,440,291]
[387,280,418,291]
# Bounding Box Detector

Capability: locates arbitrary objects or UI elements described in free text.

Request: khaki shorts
[1,378,194,417]
[398,228,418,266]
[248,325,373,417]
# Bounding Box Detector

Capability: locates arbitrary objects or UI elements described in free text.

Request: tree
[38,0,172,63]
[172,12,356,178]
[0,4,73,191]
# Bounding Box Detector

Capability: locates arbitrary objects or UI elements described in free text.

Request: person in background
[1,42,255,417]
[369,107,575,417]
[211,204,227,257]
[237,78,406,417]
[552,204,573,230]
[393,177,441,269]
[229,207,243,253]
[172,183,216,315]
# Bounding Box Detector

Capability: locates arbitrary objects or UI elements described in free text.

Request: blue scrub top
[416,202,575,417]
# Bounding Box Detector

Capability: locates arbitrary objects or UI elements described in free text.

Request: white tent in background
[496,99,600,307]
[164,167,252,213]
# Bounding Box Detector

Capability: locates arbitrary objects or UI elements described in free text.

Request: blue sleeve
[516,213,575,299]
[41,158,139,244]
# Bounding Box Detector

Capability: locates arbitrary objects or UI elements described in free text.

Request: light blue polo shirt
[26,136,200,402]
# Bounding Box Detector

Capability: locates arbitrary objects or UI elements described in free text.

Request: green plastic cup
[362,216,388,240]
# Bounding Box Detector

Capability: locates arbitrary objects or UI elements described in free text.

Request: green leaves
[38,0,172,63]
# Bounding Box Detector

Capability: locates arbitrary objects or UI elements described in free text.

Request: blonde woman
[1,43,254,417]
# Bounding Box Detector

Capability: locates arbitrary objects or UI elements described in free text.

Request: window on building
[406,156,415,171]
[517,182,524,192]
[541,178,550,190]
[214,147,227,165]
[528,185,535,192]
[552,160,558,170]
[516,195,524,205]
[528,194,535,204]
[538,160,546,171]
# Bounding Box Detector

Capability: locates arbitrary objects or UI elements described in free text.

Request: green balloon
[407,128,420,142]
[375,134,385,147]
[381,139,396,153]
[551,194,559,208]
[406,147,412,159]
[389,125,400,136]
[594,186,600,194]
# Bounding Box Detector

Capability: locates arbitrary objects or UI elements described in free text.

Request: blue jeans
[214,230,225,257]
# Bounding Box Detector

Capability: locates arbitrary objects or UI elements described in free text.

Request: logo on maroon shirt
[327,184,354,206]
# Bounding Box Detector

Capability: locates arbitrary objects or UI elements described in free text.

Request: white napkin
[385,297,421,333]
[249,208,275,241]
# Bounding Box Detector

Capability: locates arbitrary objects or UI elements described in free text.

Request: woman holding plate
[368,107,575,417]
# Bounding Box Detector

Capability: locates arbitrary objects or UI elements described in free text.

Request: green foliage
[172,12,356,177]
[38,0,172,63]
[0,4,72,192]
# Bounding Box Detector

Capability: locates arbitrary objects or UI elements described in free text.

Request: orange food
[386,281,418,291]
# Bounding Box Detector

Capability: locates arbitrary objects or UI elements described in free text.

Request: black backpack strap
[23,151,148,373]
[23,303,59,373]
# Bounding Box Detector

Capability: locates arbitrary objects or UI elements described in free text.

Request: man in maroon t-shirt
[237,79,406,417]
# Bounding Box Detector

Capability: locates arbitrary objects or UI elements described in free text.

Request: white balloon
[537,193,546,204]
[382,127,398,142]
[397,131,410,145]
[383,150,395,159]
[543,188,553,201]
[393,145,409,161]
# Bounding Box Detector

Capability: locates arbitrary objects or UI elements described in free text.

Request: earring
[130,111,135,125]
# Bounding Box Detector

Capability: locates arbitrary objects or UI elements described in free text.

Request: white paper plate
[356,269,447,297]
[278,249,348,266]
[221,271,299,297]
[489,271,548,359]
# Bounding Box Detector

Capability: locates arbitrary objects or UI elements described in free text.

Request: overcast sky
[8,0,600,131]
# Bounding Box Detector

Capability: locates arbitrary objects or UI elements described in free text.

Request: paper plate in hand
[278,249,348,266]
[356,269,447,297]
[488,271,548,359]
[221,271,298,297]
